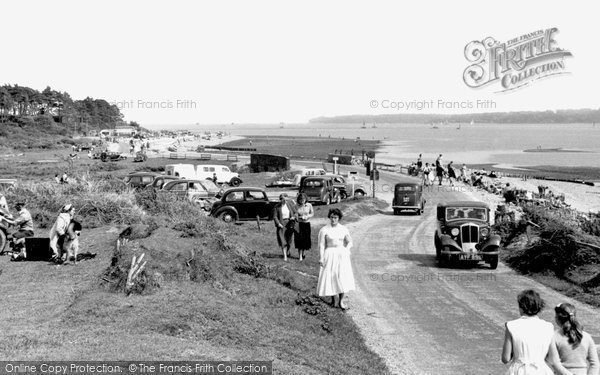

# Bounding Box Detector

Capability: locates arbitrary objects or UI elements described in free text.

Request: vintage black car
[298,176,341,205]
[124,172,160,189]
[159,179,221,210]
[326,174,367,199]
[392,182,425,215]
[434,201,501,269]
[210,187,277,223]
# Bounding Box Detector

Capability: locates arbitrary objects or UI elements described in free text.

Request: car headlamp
[481,228,489,237]
[450,228,460,236]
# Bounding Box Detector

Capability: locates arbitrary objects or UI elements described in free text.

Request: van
[196,165,242,186]
[165,164,243,186]
[165,164,196,179]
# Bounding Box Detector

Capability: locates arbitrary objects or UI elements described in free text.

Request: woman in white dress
[502,289,572,375]
[317,208,355,310]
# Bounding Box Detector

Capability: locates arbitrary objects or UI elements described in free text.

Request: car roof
[394,182,420,187]
[222,187,265,193]
[302,175,333,180]
[127,172,158,177]
[437,201,489,208]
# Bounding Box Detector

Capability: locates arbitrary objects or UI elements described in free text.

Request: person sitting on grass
[3,202,34,258]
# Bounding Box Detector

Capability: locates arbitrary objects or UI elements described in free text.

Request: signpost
[332,156,339,175]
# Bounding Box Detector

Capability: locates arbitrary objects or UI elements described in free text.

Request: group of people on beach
[503,289,598,375]
[273,194,354,310]
[414,153,466,187]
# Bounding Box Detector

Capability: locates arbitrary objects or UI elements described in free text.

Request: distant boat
[457,123,461,130]
[372,123,377,128]
[470,119,475,125]
[361,121,367,129]
[431,122,439,129]
[279,122,285,128]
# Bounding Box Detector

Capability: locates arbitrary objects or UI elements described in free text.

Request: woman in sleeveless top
[502,289,572,375]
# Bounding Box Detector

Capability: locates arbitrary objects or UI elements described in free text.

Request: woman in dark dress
[294,193,314,261]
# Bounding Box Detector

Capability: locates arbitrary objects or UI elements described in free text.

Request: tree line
[0,84,125,131]
[310,109,600,124]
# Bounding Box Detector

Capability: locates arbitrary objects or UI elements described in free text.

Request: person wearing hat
[273,193,297,261]
[49,204,75,261]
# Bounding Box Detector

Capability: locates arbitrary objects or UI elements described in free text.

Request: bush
[502,205,600,276]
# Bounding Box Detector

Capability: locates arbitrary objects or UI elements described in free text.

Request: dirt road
[344,170,600,375]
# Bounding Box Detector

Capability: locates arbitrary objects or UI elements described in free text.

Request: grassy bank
[0,146,390,372]
[495,205,600,307]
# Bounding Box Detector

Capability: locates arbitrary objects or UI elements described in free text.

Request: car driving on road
[434,201,501,269]
[392,182,425,215]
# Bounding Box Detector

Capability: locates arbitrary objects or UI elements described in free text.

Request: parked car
[434,201,501,269]
[124,172,160,189]
[147,175,180,191]
[210,187,277,223]
[133,151,148,162]
[159,179,221,210]
[299,176,341,205]
[100,151,126,162]
[326,174,367,199]
[392,182,425,215]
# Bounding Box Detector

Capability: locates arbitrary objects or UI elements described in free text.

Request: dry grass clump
[500,206,600,276]
[5,174,145,228]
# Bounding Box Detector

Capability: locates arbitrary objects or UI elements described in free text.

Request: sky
[3,0,597,127]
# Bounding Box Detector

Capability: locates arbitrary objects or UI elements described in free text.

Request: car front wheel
[354,190,365,198]
[229,178,242,187]
[219,210,237,223]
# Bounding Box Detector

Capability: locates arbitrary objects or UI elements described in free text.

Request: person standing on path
[294,193,313,262]
[422,163,432,186]
[317,208,355,310]
[554,303,599,375]
[501,289,571,375]
[447,161,457,186]
[273,193,297,262]
[435,156,445,186]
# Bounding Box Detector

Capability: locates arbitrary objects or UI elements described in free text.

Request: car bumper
[392,205,420,210]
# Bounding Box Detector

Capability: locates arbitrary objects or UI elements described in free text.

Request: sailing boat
[456,123,461,130]
[361,121,367,129]
[470,119,475,125]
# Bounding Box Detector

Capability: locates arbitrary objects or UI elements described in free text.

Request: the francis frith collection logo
[463,28,572,92]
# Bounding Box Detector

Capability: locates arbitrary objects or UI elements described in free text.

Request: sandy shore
[460,174,600,216]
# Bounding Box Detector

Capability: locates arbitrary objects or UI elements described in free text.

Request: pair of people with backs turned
[502,289,598,375]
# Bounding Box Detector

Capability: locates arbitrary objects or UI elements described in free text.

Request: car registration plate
[403,197,410,203]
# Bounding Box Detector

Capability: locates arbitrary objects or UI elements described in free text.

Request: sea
[168,122,600,169]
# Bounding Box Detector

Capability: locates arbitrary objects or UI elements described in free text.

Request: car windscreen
[200,180,220,193]
[445,207,487,221]
[304,180,323,187]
